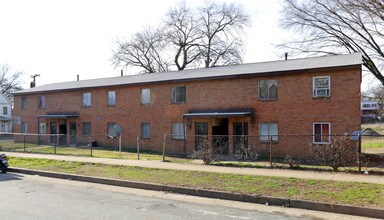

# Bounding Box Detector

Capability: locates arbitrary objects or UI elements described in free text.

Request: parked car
[0,154,8,173]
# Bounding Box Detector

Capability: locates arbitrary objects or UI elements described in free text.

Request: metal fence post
[162,134,167,162]
[54,134,58,154]
[119,134,122,158]
[358,134,362,172]
[23,134,26,152]
[269,136,272,167]
[136,136,140,160]
[89,136,92,156]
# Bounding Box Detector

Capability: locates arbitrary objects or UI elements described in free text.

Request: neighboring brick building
[12,53,362,157]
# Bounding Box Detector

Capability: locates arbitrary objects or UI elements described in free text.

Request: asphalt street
[0,173,370,220]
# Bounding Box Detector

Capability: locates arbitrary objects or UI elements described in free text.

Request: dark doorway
[69,122,77,146]
[195,122,208,150]
[212,118,228,135]
[212,118,229,154]
[50,122,57,144]
[59,120,67,146]
[233,122,248,153]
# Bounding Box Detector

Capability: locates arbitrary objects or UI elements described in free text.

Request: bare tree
[364,84,384,114]
[0,64,23,100]
[164,2,202,70]
[280,0,384,85]
[112,27,171,74]
[198,1,250,67]
[112,1,250,73]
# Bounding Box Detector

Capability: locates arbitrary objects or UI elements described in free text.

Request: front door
[233,122,248,152]
[50,122,57,144]
[195,122,208,150]
[59,120,67,146]
[69,122,77,146]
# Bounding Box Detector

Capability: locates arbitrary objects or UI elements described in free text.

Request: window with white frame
[38,96,46,109]
[141,123,150,139]
[141,88,150,105]
[3,106,7,115]
[172,123,185,140]
[258,80,278,100]
[39,122,47,134]
[172,86,186,103]
[313,123,330,144]
[313,76,330,97]
[259,123,278,142]
[82,122,91,136]
[82,93,92,107]
[21,97,27,110]
[108,91,116,106]
[21,122,28,134]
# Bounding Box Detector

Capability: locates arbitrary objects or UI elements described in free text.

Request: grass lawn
[0,141,39,151]
[0,141,191,163]
[362,141,384,149]
[9,157,384,209]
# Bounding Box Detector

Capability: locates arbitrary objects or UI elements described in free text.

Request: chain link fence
[1,132,384,170]
[0,133,139,157]
[360,135,384,167]
[164,134,384,169]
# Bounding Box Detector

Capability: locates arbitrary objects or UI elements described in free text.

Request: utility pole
[30,74,40,88]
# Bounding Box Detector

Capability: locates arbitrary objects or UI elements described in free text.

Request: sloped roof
[14,53,362,95]
[0,93,10,104]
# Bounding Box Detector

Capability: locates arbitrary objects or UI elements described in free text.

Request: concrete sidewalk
[4,152,384,185]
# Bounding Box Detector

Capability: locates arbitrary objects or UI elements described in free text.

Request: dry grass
[10,157,384,209]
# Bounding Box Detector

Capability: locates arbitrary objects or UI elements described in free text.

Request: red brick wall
[13,65,361,157]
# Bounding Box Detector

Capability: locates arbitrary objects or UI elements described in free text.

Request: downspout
[37,117,40,145]
[183,116,187,156]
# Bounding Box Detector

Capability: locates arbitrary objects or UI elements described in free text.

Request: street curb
[9,167,384,219]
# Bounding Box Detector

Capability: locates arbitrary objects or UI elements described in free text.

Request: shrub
[310,136,358,171]
[192,136,228,165]
[284,154,301,169]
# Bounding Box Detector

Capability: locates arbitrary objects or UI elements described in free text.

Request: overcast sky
[0,0,373,90]
[0,0,289,89]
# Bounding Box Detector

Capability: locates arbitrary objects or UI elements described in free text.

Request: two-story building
[0,93,12,132]
[361,100,380,122]
[12,53,362,158]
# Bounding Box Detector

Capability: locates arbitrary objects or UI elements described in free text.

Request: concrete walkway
[4,152,384,185]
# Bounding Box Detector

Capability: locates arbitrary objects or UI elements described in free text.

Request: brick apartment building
[12,53,362,157]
